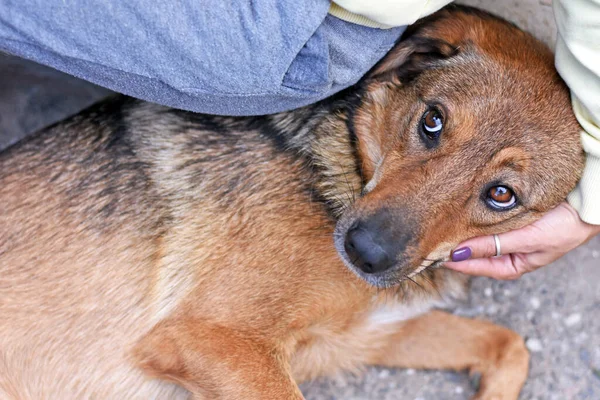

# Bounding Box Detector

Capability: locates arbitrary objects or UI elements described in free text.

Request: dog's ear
[367,8,465,82]
[369,36,458,82]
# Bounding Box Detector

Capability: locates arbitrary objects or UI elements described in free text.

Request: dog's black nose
[344,222,394,274]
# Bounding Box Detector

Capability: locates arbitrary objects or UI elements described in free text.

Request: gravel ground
[1,1,598,399]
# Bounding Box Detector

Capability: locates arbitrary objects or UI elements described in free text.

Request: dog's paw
[469,333,529,400]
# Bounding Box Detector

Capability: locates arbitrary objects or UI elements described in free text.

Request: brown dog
[0,6,584,400]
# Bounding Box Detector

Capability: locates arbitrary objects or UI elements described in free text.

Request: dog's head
[334,6,585,287]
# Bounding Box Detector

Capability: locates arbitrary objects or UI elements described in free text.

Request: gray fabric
[0,0,405,115]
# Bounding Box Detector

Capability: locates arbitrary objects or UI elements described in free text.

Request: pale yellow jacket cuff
[554,0,600,225]
[329,3,394,29]
[329,0,453,29]
[566,99,600,225]
[568,154,600,224]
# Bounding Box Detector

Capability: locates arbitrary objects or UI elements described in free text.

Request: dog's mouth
[406,258,444,279]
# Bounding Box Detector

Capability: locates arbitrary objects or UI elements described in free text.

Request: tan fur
[0,6,584,400]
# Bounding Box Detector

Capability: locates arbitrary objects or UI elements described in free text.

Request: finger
[450,227,538,261]
[444,255,522,280]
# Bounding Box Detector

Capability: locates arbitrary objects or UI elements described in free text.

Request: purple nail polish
[452,247,472,262]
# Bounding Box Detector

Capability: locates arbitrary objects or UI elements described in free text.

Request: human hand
[444,202,600,280]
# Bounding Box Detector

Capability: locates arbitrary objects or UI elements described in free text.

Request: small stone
[486,305,498,315]
[484,287,493,297]
[455,386,464,394]
[503,289,512,297]
[565,313,582,327]
[526,311,535,321]
[378,369,390,378]
[580,349,591,363]
[575,332,589,345]
[526,338,543,353]
[552,312,561,320]
[592,250,599,259]
[406,368,415,375]
[530,297,541,309]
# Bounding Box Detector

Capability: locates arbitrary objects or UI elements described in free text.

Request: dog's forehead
[417,56,576,144]
[401,53,583,196]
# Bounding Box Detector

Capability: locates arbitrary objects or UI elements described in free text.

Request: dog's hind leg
[366,310,529,400]
[132,318,304,400]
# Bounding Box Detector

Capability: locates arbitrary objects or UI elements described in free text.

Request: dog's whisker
[406,276,425,292]
[419,272,444,299]
[332,152,358,205]
[404,275,423,293]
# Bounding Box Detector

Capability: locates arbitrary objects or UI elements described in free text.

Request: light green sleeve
[554,0,600,224]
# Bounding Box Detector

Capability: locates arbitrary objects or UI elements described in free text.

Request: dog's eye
[420,108,444,147]
[486,186,517,210]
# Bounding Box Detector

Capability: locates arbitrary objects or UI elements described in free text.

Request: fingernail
[451,247,472,262]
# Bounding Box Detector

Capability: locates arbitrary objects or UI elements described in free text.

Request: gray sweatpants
[0,0,405,115]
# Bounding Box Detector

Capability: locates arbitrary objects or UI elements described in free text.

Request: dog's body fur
[0,6,585,400]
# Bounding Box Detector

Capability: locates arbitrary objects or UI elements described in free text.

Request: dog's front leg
[133,318,304,400]
[366,310,529,400]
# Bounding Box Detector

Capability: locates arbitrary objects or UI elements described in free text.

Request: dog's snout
[344,223,394,274]
[344,209,411,274]
[341,209,415,276]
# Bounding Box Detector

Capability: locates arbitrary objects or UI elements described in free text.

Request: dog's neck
[156,88,366,219]
[262,91,365,218]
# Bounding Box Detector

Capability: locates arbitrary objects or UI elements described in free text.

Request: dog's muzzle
[344,222,394,274]
[335,207,415,283]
